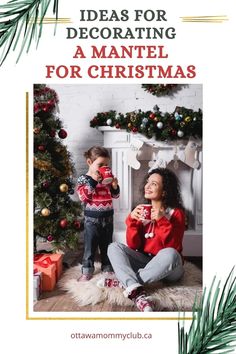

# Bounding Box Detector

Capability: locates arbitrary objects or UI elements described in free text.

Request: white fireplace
[99,127,202,257]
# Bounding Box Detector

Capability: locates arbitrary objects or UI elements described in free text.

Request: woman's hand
[130,205,144,221]
[151,206,165,221]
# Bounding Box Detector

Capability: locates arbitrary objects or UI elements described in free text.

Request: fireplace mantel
[98,127,202,256]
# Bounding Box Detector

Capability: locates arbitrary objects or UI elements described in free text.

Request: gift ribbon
[34,255,52,268]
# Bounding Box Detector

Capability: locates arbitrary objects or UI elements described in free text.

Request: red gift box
[34,253,63,280]
[34,255,56,291]
[46,253,63,280]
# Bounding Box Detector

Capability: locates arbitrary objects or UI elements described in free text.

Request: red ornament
[41,103,48,112]
[59,218,68,228]
[42,181,50,189]
[58,129,67,139]
[49,129,56,137]
[47,235,54,242]
[171,129,177,136]
[115,123,120,129]
[149,113,156,120]
[73,220,81,229]
[34,103,40,113]
[38,145,46,152]
[132,127,138,133]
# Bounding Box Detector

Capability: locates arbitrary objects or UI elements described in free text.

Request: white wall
[49,84,202,199]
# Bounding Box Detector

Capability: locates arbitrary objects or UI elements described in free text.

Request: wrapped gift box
[33,270,42,301]
[46,253,63,280]
[34,256,56,291]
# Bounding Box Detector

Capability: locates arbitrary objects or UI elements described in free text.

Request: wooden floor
[34,289,135,312]
[34,249,202,313]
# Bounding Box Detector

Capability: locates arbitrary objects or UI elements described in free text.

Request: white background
[1,0,236,353]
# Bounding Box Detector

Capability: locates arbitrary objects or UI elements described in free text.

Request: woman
[100,168,185,312]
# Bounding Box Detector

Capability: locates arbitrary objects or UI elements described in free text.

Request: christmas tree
[34,84,82,252]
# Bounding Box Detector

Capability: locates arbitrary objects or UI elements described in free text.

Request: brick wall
[49,84,202,201]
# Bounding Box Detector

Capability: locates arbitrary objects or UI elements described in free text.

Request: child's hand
[130,205,143,221]
[111,177,119,190]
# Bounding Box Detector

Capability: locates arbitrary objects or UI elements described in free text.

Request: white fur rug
[58,261,202,311]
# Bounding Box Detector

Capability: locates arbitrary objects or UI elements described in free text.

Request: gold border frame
[26,91,193,321]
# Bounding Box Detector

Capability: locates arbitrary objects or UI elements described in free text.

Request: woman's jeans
[82,216,114,275]
[108,242,184,294]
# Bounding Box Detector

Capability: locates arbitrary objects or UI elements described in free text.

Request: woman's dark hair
[147,168,184,209]
[84,146,110,162]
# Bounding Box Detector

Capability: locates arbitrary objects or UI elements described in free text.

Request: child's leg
[98,216,114,273]
[82,217,100,275]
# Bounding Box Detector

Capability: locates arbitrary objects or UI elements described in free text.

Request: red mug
[98,166,114,185]
[141,204,152,220]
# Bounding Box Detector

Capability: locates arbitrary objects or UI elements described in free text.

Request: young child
[76,146,120,281]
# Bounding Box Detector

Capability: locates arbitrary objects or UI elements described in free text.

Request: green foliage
[178,268,236,353]
[0,0,59,66]
[90,106,202,141]
[34,84,82,252]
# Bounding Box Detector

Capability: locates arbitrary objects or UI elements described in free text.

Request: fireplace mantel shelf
[98,126,202,149]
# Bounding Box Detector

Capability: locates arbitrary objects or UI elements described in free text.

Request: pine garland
[0,0,59,66]
[178,268,236,353]
[90,106,202,141]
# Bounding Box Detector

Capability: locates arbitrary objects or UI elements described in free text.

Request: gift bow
[34,255,52,268]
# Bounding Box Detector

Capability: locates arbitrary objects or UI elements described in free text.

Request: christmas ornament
[58,129,67,139]
[132,127,138,133]
[47,235,54,242]
[42,181,50,189]
[177,130,184,138]
[33,127,41,134]
[59,183,69,192]
[41,208,50,216]
[106,119,112,126]
[90,106,202,141]
[38,145,46,152]
[184,116,191,123]
[59,218,68,228]
[149,113,156,120]
[142,118,149,124]
[49,129,56,137]
[74,220,81,229]
[130,114,137,123]
[175,113,182,121]
[157,122,163,129]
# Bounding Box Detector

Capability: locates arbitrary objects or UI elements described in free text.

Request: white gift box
[33,271,42,302]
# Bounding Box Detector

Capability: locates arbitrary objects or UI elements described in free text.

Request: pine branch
[178,268,236,354]
[0,0,59,66]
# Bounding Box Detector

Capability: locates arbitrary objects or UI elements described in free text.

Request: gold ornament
[184,116,191,123]
[60,183,69,192]
[41,208,50,217]
[128,123,132,128]
[33,127,41,134]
